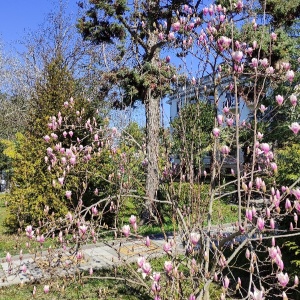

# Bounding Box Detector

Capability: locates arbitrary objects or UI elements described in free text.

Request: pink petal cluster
[190,232,200,245]
[220,145,230,155]
[25,225,34,239]
[277,272,289,287]
[129,215,138,232]
[275,95,284,106]
[122,224,130,237]
[289,122,300,135]
[232,51,243,62]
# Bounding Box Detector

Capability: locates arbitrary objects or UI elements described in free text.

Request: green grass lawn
[0,272,151,300]
[0,190,237,300]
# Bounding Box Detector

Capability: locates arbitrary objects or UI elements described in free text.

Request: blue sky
[0,0,79,50]
[0,0,170,127]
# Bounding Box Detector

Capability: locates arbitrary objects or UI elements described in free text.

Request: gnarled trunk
[141,89,160,224]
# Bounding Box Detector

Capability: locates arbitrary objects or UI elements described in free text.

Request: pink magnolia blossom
[152,272,161,282]
[269,246,277,259]
[217,114,223,125]
[58,177,64,185]
[286,70,295,82]
[21,264,27,273]
[151,282,161,293]
[69,156,76,165]
[223,106,230,114]
[282,62,290,70]
[294,213,298,224]
[132,222,138,232]
[270,32,277,41]
[158,32,164,41]
[293,188,300,200]
[163,242,172,253]
[25,225,34,239]
[246,47,253,56]
[129,215,137,225]
[145,236,151,247]
[277,272,289,287]
[141,262,152,278]
[270,218,275,229]
[172,21,180,31]
[251,58,258,68]
[257,217,265,231]
[266,207,271,218]
[294,275,299,286]
[255,177,262,190]
[50,133,58,140]
[235,0,243,12]
[272,237,276,247]
[65,190,72,199]
[44,285,50,294]
[270,162,278,172]
[220,145,230,155]
[259,104,267,113]
[257,132,263,140]
[164,261,173,273]
[289,122,300,134]
[266,66,274,74]
[285,199,292,211]
[212,128,220,137]
[245,248,250,259]
[232,51,243,62]
[61,157,67,165]
[43,135,50,142]
[223,276,230,289]
[79,225,87,236]
[122,225,130,237]
[36,235,45,244]
[76,251,83,260]
[275,95,284,106]
[260,143,270,154]
[190,232,200,245]
[260,58,269,67]
[6,252,11,263]
[92,206,98,215]
[249,289,264,300]
[137,257,146,268]
[290,94,297,106]
[246,209,253,222]
[226,118,234,127]
[203,7,209,15]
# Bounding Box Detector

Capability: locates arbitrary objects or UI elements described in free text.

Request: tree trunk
[141,89,160,224]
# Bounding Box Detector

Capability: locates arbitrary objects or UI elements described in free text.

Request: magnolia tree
[5,0,300,299]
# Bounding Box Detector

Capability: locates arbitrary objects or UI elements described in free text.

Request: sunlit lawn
[0,194,28,258]
[0,272,150,300]
[0,190,237,300]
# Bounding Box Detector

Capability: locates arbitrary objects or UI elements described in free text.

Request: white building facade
[167,75,253,174]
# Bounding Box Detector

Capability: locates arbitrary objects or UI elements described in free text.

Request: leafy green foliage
[3,133,66,231]
[2,55,110,231]
[171,101,214,174]
[283,240,300,271]
[276,143,300,186]
[262,0,300,27]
